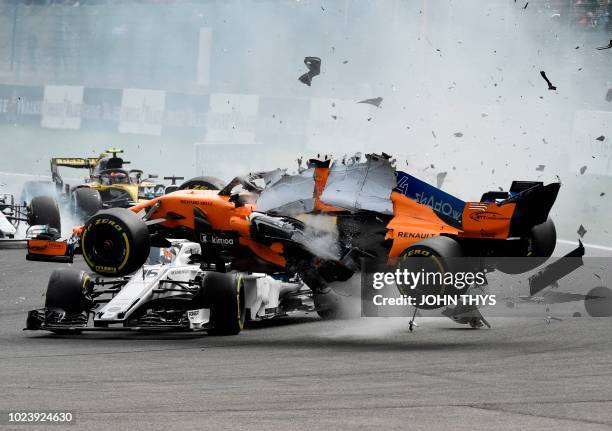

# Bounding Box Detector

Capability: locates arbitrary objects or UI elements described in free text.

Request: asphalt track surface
[1,248,612,431]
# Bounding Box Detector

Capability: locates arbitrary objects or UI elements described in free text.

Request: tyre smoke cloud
[0,0,610,243]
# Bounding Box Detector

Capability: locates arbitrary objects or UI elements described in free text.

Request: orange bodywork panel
[129,189,287,267]
[130,190,249,233]
[27,239,69,256]
[460,201,517,239]
[386,192,519,260]
[386,192,460,259]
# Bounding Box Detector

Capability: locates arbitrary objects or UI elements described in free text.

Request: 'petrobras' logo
[414,192,463,222]
[394,171,465,223]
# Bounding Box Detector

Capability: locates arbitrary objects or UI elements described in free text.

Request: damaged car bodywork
[26,153,565,310]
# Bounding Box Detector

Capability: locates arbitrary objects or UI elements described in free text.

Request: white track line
[0,171,51,179]
[558,239,612,252]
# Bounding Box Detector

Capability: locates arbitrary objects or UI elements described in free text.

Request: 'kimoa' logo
[200,233,235,246]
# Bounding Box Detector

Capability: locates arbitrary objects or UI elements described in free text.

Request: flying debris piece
[596,40,612,50]
[528,243,585,295]
[575,46,580,49]
[601,192,606,197]
[580,165,587,175]
[430,164,435,169]
[539,71,556,90]
[331,115,337,120]
[298,56,321,86]
[606,89,612,102]
[481,113,488,117]
[577,224,587,238]
[536,165,545,171]
[431,131,437,138]
[596,135,605,141]
[436,171,447,189]
[342,60,348,64]
[542,138,548,144]
[453,132,463,138]
[522,2,529,9]
[357,97,383,107]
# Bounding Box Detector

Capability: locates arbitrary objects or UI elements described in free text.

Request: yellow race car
[48,148,167,220]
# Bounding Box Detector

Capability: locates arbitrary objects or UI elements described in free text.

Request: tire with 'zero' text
[81,208,150,276]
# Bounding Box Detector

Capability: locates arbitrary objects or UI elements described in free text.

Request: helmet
[110,171,128,184]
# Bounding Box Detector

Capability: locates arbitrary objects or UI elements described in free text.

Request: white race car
[26,240,313,335]
[0,193,61,240]
[0,197,17,239]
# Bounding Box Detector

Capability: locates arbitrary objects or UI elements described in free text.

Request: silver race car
[0,193,61,240]
[26,240,313,335]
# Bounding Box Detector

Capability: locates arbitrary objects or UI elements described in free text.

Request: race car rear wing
[50,157,99,188]
[503,182,560,237]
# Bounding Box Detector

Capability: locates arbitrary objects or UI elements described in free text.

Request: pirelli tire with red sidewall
[81,208,151,276]
[397,235,465,310]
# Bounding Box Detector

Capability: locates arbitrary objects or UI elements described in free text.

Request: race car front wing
[25,307,212,332]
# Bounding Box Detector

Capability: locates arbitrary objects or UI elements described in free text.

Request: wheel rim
[82,223,129,272]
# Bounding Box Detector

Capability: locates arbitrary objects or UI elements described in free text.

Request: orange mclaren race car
[26,154,566,303]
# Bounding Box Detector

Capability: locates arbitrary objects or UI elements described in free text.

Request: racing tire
[45,268,91,314]
[496,218,556,274]
[202,273,245,336]
[72,188,103,219]
[28,195,61,232]
[178,176,225,191]
[584,286,612,318]
[81,208,150,276]
[397,235,465,310]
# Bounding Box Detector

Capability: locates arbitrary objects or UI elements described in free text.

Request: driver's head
[110,171,128,184]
